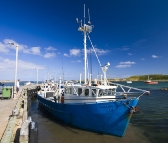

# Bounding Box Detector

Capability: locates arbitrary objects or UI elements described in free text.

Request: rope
[90,47,92,80]
[87,34,102,67]
[137,92,146,99]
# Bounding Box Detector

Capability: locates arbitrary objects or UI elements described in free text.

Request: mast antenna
[84,4,85,25]
[76,4,93,84]
[88,9,91,24]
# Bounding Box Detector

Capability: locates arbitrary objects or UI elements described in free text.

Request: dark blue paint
[38,95,138,137]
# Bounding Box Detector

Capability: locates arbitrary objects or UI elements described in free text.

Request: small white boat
[24,81,31,85]
[126,81,132,83]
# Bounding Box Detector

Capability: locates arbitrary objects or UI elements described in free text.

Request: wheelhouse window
[78,88,82,96]
[98,89,103,96]
[85,89,89,96]
[98,89,116,96]
[69,88,72,94]
[65,87,72,94]
[92,89,97,96]
[73,88,77,95]
[64,87,68,94]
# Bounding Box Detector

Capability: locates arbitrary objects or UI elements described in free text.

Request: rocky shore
[161,88,168,90]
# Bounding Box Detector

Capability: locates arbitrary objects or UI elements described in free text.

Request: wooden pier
[0,85,39,143]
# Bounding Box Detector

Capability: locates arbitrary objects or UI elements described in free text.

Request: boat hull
[126,81,132,83]
[144,82,158,84]
[38,95,138,137]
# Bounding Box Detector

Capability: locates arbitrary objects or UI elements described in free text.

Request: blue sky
[0,0,168,81]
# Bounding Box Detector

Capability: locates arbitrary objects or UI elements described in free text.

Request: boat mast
[76,4,93,84]
[84,13,87,84]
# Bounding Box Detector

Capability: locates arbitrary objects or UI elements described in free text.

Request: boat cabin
[63,84,119,103]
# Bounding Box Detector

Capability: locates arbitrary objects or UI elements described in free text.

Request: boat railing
[109,82,150,98]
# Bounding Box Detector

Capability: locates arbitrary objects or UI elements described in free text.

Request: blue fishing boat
[37,5,149,137]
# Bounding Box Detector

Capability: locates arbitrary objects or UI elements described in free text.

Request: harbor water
[3,81,168,143]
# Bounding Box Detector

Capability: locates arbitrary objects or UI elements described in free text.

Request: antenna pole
[84,4,85,25]
[88,9,90,24]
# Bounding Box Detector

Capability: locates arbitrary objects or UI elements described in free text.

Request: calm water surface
[4,81,168,143]
[31,82,168,143]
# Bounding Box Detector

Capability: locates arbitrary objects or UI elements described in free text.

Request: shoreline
[1,80,168,83]
[0,80,14,83]
[111,80,168,82]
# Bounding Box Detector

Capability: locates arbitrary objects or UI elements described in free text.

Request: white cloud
[63,53,70,57]
[44,52,56,58]
[20,60,45,70]
[70,49,81,56]
[71,60,81,62]
[128,53,132,55]
[3,39,16,48]
[116,65,131,68]
[3,39,29,53]
[0,42,10,53]
[45,46,57,51]
[65,47,110,57]
[141,58,145,60]
[93,48,110,55]
[30,47,41,55]
[116,61,135,68]
[1,39,43,55]
[86,48,110,55]
[119,61,135,65]
[1,39,62,60]
[0,58,46,80]
[152,55,158,58]
[0,58,45,70]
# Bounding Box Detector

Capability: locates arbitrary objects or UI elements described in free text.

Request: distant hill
[128,74,168,81]
[0,80,14,83]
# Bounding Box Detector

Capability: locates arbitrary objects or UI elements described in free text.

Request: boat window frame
[98,88,116,96]
[78,88,82,96]
[85,88,89,96]
[92,88,97,97]
[64,87,68,94]
[69,88,73,94]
